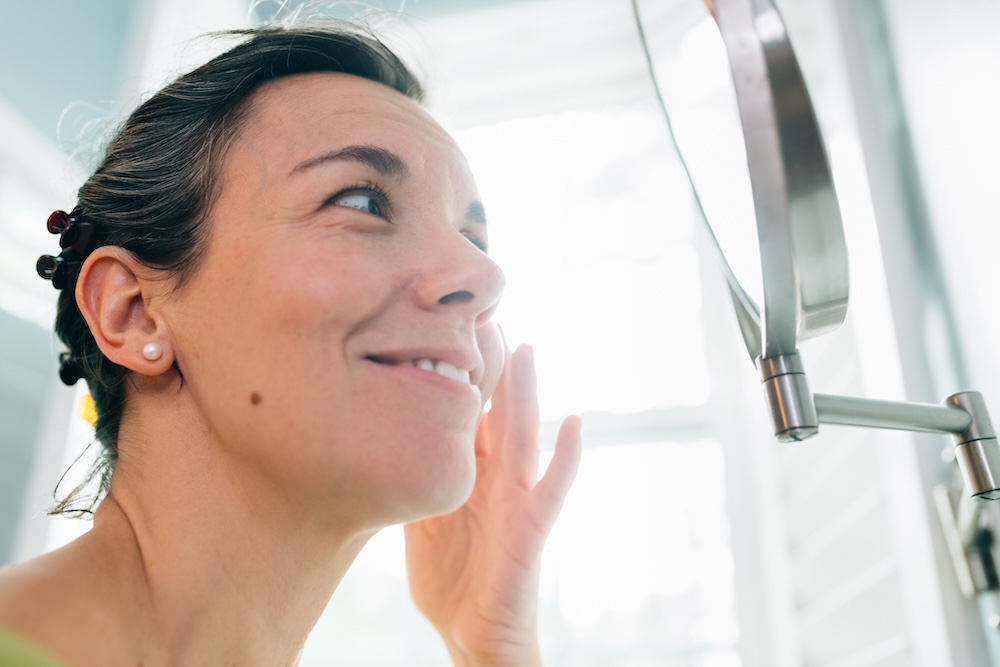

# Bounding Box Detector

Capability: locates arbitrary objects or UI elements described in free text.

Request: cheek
[249,250,381,345]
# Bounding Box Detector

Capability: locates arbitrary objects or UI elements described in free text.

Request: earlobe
[75,247,173,375]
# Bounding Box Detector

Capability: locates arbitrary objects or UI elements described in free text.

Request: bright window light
[455,104,711,421]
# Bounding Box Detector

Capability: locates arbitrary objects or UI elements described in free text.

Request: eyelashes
[323,182,488,252]
[463,232,488,253]
[326,182,391,220]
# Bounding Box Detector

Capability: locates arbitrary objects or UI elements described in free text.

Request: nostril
[438,290,474,305]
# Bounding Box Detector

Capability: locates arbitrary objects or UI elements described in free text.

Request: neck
[85,391,377,666]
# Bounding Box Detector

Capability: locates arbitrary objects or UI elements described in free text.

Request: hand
[404,344,582,667]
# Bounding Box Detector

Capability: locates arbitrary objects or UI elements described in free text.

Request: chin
[417,456,477,520]
[350,397,482,525]
[390,440,477,523]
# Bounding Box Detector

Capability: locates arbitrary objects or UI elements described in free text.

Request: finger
[474,414,490,456]
[485,344,513,446]
[502,344,541,487]
[479,347,512,458]
[530,415,582,534]
[477,322,507,409]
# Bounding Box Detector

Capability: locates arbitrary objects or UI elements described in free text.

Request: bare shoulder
[0,538,118,663]
[0,547,78,626]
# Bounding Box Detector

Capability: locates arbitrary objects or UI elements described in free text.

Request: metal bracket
[759,350,1000,606]
[757,351,1000,501]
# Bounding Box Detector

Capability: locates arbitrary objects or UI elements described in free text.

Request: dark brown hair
[49,22,424,514]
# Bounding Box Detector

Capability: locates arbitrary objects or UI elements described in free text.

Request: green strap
[0,627,67,667]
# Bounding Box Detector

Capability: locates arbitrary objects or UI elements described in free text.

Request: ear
[75,246,174,376]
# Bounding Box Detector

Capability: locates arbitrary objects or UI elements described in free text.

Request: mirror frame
[711,0,849,361]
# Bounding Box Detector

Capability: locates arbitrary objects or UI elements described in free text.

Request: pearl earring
[142,342,162,361]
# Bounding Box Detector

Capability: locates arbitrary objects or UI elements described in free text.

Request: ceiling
[2,0,648,147]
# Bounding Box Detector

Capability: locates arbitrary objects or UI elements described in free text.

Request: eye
[464,231,488,253]
[336,193,381,216]
[328,184,389,219]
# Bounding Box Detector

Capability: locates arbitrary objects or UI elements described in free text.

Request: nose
[414,229,505,326]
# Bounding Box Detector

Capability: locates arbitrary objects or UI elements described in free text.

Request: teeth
[410,358,471,384]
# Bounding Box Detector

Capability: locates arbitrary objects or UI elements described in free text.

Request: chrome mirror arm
[758,351,1000,502]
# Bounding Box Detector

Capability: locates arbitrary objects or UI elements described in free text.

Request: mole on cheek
[250,392,262,406]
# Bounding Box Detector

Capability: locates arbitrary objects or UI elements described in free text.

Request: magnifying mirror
[710,0,849,360]
[653,0,850,362]
[635,0,1000,504]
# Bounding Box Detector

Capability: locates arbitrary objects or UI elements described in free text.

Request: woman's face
[163,73,504,526]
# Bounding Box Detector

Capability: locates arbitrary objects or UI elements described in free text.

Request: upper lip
[364,347,484,385]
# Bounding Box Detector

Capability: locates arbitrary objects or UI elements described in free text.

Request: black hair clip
[36,209,96,291]
[58,351,85,386]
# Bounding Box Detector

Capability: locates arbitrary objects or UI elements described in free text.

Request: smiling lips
[368,356,473,385]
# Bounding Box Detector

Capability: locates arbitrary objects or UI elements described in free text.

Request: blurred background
[1,0,999,665]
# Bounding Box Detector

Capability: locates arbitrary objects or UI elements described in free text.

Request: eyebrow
[291,144,408,179]
[292,143,486,226]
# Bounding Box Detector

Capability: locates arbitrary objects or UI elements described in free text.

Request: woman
[0,22,581,666]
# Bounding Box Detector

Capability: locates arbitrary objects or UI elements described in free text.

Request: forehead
[232,72,464,173]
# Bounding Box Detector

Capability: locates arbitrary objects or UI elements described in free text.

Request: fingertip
[512,344,536,392]
[532,415,583,528]
[548,416,582,481]
[513,343,534,370]
[557,415,583,466]
[562,413,582,434]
